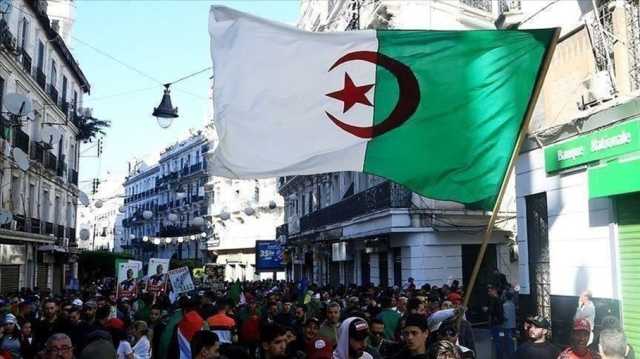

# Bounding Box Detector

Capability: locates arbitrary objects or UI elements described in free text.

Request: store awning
[0,229,56,244]
[37,245,68,253]
[589,155,640,198]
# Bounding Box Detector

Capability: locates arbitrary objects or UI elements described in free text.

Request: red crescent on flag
[325,51,420,139]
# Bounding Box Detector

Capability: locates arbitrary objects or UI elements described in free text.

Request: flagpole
[461,28,560,312]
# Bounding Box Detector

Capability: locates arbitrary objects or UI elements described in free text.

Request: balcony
[36,70,46,91]
[56,160,66,178]
[14,215,25,232]
[276,222,288,238]
[68,169,78,186]
[299,181,412,233]
[61,101,69,117]
[30,218,41,234]
[189,162,203,173]
[44,222,54,235]
[460,0,493,13]
[30,141,45,163]
[56,225,65,239]
[12,128,30,155]
[498,0,521,13]
[181,167,189,176]
[0,114,11,141]
[45,152,57,172]
[68,227,76,246]
[47,84,59,105]
[20,49,31,74]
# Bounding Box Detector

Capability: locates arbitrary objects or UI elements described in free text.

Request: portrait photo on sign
[147,258,170,295]
[117,262,140,300]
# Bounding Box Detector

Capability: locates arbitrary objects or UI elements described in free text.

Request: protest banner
[116,261,140,300]
[168,266,195,294]
[147,258,170,295]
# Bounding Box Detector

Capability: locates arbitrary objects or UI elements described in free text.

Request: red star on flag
[326,73,374,113]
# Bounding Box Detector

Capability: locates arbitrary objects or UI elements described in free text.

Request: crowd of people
[0,275,633,359]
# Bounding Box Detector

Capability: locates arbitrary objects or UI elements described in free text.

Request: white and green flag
[208,6,557,209]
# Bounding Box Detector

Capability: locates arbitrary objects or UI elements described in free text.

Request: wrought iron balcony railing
[36,70,46,91]
[45,152,57,172]
[44,222,54,235]
[460,0,493,13]
[299,181,412,233]
[12,128,30,155]
[20,48,31,74]
[68,169,78,185]
[30,141,45,163]
[47,85,59,104]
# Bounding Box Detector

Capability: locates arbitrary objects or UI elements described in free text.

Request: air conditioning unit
[580,71,614,108]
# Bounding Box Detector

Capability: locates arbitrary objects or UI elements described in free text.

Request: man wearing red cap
[558,319,601,359]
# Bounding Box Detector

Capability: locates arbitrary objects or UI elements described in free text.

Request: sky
[73,1,300,194]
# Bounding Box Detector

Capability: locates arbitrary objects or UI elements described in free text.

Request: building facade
[514,0,640,346]
[154,131,209,262]
[0,0,90,294]
[122,161,160,261]
[76,177,124,252]
[123,131,211,264]
[208,176,284,281]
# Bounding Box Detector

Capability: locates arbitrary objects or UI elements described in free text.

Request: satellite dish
[12,148,29,171]
[79,228,90,241]
[177,237,184,243]
[0,0,12,17]
[142,210,153,220]
[94,199,104,208]
[244,207,255,216]
[219,211,230,221]
[164,237,172,244]
[153,238,161,245]
[78,191,90,207]
[129,234,135,240]
[142,236,149,242]
[168,213,178,223]
[0,209,13,225]
[118,205,125,213]
[269,200,277,209]
[191,216,205,227]
[4,93,32,117]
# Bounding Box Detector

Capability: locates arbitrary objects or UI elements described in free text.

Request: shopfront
[542,117,640,346]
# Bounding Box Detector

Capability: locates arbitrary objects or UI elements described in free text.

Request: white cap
[72,299,83,306]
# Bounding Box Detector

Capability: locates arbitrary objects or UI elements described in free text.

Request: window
[73,90,78,110]
[0,76,5,117]
[19,17,29,51]
[50,60,57,87]
[37,41,44,72]
[10,176,21,211]
[62,76,67,102]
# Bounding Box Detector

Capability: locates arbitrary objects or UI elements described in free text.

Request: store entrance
[616,193,640,351]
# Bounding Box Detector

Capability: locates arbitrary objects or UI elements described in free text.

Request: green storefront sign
[544,119,640,172]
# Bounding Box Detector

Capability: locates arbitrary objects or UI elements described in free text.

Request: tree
[76,115,111,143]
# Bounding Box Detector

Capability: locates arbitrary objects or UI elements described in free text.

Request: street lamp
[152,84,178,129]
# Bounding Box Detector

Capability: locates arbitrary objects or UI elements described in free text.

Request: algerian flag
[208,6,557,210]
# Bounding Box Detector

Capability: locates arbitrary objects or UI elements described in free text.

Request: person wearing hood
[0,313,22,359]
[333,317,373,359]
